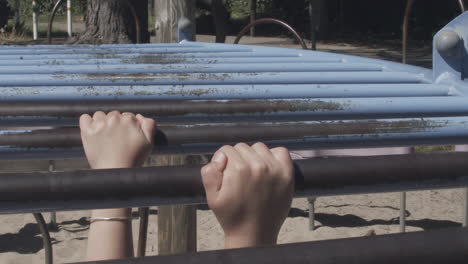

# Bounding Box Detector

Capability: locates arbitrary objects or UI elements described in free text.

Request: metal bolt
[436,30,462,57]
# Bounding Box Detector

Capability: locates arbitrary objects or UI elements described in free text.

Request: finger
[107,110,121,125]
[201,151,227,204]
[234,142,263,167]
[271,147,294,181]
[122,112,136,118]
[136,114,156,143]
[92,111,106,121]
[270,147,292,164]
[107,110,121,119]
[235,143,271,176]
[79,114,93,131]
[251,142,275,163]
[121,112,137,124]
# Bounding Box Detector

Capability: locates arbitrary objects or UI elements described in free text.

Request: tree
[0,0,10,30]
[76,0,149,44]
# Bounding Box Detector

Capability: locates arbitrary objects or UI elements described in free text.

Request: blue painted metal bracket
[433,11,468,83]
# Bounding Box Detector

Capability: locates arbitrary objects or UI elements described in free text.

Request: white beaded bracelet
[89,216,138,223]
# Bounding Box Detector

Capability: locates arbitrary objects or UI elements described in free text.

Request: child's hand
[80,111,155,169]
[201,143,294,248]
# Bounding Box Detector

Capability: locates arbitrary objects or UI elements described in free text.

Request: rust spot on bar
[93,54,119,59]
[121,54,191,65]
[160,87,220,97]
[83,72,240,82]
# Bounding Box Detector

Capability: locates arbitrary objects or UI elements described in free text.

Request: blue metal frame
[0,13,467,158]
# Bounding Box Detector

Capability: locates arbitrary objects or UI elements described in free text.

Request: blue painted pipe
[0,63,384,75]
[0,72,424,86]
[0,84,450,101]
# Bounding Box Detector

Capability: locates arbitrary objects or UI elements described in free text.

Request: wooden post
[154,0,196,43]
[154,0,198,256]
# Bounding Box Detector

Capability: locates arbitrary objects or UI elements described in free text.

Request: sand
[0,189,465,263]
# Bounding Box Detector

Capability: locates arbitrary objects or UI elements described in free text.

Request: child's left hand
[80,111,156,169]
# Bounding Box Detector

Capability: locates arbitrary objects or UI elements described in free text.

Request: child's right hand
[201,143,294,249]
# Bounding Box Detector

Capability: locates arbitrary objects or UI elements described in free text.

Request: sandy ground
[0,31,455,264]
[0,190,465,263]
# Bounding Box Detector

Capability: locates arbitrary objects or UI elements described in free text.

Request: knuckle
[275,147,290,155]
[253,142,267,149]
[219,145,233,152]
[234,142,249,149]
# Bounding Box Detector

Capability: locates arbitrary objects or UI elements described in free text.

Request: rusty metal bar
[33,213,53,264]
[459,0,466,12]
[47,0,64,44]
[234,18,308,50]
[4,96,467,118]
[2,152,468,213]
[74,228,468,264]
[2,116,468,149]
[402,0,414,64]
[125,0,141,44]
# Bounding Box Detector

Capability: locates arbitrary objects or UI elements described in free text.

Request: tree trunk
[0,0,9,30]
[76,0,149,44]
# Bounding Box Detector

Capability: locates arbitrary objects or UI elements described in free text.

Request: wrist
[91,208,132,219]
[90,162,137,170]
[224,233,277,249]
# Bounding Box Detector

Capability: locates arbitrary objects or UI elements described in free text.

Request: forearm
[86,208,134,261]
[224,232,277,249]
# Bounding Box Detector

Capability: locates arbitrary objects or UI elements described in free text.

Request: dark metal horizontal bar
[1,117,468,148]
[1,152,468,214]
[76,228,468,264]
[2,96,465,118]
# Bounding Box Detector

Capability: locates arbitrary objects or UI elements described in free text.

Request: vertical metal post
[137,207,149,257]
[308,197,316,231]
[308,1,316,50]
[249,0,257,37]
[14,0,20,29]
[67,0,72,37]
[400,192,406,233]
[463,188,468,227]
[402,0,415,64]
[49,161,58,230]
[32,0,38,40]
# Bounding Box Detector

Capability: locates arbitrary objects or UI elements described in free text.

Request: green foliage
[227,0,274,19]
[6,0,86,19]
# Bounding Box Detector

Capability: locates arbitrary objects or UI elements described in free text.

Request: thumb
[201,151,227,201]
[136,114,156,143]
